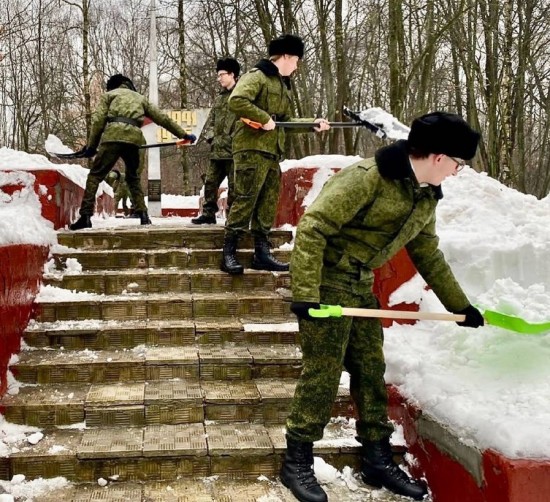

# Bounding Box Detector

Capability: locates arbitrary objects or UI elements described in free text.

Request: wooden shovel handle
[341,307,466,322]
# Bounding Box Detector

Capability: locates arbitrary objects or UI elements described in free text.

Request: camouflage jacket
[290,140,470,313]
[228,59,312,157]
[200,87,238,160]
[87,83,188,149]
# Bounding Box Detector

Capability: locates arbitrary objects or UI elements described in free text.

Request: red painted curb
[388,386,550,502]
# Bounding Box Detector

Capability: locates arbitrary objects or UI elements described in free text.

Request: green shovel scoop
[308,305,550,335]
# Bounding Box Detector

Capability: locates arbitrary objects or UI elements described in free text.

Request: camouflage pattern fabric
[200,88,238,160]
[288,142,473,444]
[114,172,132,214]
[80,143,146,216]
[87,82,189,149]
[201,159,235,218]
[286,285,394,443]
[228,61,313,157]
[224,151,280,238]
[290,158,470,313]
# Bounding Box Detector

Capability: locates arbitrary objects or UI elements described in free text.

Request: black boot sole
[250,261,289,272]
[280,471,328,502]
[361,471,427,500]
[220,264,244,275]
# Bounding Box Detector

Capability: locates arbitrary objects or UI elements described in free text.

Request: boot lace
[294,448,321,490]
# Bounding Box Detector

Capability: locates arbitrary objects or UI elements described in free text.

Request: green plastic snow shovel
[307,305,550,335]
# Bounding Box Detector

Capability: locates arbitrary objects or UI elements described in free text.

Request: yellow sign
[156,108,210,142]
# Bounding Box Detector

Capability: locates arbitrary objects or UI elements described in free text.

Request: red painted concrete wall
[0,244,49,396]
[29,170,114,229]
[388,386,550,502]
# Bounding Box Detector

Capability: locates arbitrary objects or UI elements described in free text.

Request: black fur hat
[106,74,136,92]
[408,112,480,160]
[216,58,240,78]
[268,34,305,59]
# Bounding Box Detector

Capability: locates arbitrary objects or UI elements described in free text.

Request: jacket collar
[254,59,292,90]
[375,140,443,199]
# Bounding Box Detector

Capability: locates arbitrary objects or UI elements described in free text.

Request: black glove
[74,146,97,158]
[183,133,197,143]
[455,305,484,328]
[290,301,320,321]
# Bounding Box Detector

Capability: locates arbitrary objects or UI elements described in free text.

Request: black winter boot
[136,211,152,225]
[69,215,92,231]
[251,236,289,271]
[280,436,327,502]
[360,437,428,500]
[191,214,216,224]
[221,234,244,275]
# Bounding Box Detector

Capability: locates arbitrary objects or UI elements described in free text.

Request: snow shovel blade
[483,309,550,335]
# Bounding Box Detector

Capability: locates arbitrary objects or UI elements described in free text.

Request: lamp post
[146,0,161,217]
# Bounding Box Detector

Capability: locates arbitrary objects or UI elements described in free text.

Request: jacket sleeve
[143,100,188,138]
[228,72,271,125]
[405,215,470,312]
[87,94,110,149]
[291,165,380,303]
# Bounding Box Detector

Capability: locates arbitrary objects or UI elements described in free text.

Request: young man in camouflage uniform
[69,74,196,230]
[281,112,485,502]
[222,34,330,274]
[192,57,241,225]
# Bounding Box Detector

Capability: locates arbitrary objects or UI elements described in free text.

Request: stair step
[1,380,353,428]
[57,226,292,250]
[12,345,303,384]
[34,292,290,322]
[44,268,289,295]
[32,477,409,501]
[2,422,362,482]
[53,248,292,271]
[24,319,299,349]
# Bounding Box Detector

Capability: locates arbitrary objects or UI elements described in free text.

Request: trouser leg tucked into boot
[280,436,327,502]
[360,436,428,500]
[251,235,289,271]
[221,234,243,275]
[69,215,92,231]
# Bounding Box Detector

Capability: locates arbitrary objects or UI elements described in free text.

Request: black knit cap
[106,74,136,92]
[216,58,240,78]
[268,34,305,59]
[408,111,480,160]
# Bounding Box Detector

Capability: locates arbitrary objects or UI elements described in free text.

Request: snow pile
[0,147,112,195]
[280,155,362,172]
[0,475,70,501]
[384,165,550,459]
[0,171,57,247]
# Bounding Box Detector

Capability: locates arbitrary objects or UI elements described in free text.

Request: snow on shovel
[307,305,550,335]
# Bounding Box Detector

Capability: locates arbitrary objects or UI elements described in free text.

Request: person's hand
[313,118,330,132]
[77,146,97,158]
[290,301,321,321]
[261,118,276,131]
[455,305,484,328]
[183,133,197,143]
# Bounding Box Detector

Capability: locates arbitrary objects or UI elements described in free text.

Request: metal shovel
[308,305,550,335]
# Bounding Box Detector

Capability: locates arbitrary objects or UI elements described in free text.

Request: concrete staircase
[1,224,407,501]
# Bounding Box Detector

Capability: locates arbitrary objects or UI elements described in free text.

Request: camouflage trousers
[225,151,280,239]
[202,158,234,218]
[286,285,394,443]
[80,143,147,216]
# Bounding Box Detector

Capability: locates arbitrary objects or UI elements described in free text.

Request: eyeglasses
[217,72,229,78]
[449,156,466,172]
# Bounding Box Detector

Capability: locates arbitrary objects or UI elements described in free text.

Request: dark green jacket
[87,83,188,149]
[228,59,312,157]
[291,140,470,313]
[200,87,238,160]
